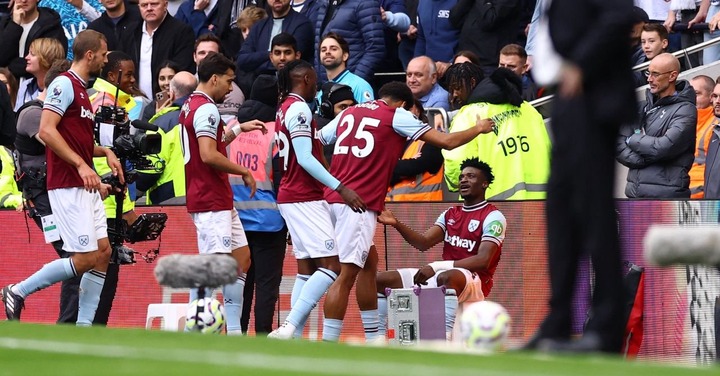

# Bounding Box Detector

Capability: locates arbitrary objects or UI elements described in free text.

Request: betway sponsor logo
[445,234,476,252]
[80,106,94,120]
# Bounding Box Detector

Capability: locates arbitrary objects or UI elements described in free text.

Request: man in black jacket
[526,0,637,354]
[125,0,195,97]
[87,0,143,53]
[449,0,523,75]
[0,0,67,79]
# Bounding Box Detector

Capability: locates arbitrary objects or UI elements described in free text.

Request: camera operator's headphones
[320,82,353,119]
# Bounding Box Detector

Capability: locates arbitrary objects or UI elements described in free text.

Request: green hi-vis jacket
[443,101,552,200]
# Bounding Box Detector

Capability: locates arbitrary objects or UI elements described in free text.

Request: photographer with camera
[87,50,146,325]
[2,30,123,326]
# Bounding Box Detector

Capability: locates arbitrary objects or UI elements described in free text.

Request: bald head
[647,53,680,98]
[651,53,680,73]
[170,71,198,98]
[407,55,437,98]
[691,75,715,109]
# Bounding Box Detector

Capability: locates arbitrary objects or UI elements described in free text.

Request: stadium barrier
[1,200,718,364]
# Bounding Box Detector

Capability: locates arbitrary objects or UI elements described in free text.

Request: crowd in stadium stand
[2,0,720,342]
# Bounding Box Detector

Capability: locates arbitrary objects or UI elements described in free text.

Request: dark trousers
[240,229,287,334]
[540,94,626,351]
[29,191,120,325]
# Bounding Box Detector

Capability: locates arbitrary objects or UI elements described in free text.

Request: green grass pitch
[0,322,716,376]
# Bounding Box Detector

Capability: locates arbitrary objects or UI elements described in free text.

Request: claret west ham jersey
[275,93,326,203]
[318,100,431,212]
[44,70,95,190]
[435,201,506,297]
[180,91,233,213]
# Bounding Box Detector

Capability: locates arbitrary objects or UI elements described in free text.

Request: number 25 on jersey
[334,116,380,158]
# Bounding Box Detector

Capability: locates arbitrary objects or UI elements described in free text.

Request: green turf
[0,322,715,376]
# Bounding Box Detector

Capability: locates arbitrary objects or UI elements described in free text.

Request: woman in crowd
[14,38,65,111]
[0,67,18,110]
[142,60,180,121]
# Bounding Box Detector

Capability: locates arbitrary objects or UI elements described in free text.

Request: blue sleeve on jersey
[392,107,432,140]
[292,135,341,190]
[43,76,75,116]
[318,115,341,146]
[193,103,221,139]
[285,101,314,139]
[482,210,507,245]
[355,81,374,103]
[434,209,449,231]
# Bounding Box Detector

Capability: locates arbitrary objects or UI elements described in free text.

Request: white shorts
[398,267,485,304]
[48,187,108,253]
[190,210,248,254]
[329,203,377,267]
[278,201,336,259]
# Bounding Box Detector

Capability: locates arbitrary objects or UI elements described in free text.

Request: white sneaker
[268,322,296,340]
[227,330,243,336]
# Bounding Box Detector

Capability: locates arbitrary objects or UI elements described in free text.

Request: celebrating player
[316,81,496,341]
[268,60,364,339]
[374,158,506,339]
[180,51,261,335]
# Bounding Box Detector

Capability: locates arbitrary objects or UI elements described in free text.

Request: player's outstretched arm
[420,115,494,150]
[379,209,444,252]
[222,118,267,144]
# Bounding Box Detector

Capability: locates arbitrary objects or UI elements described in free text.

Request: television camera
[92,74,168,264]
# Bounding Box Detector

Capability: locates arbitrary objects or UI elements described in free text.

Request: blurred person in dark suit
[524,0,637,354]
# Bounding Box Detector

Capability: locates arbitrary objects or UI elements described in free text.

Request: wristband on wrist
[231,124,242,136]
[428,260,454,273]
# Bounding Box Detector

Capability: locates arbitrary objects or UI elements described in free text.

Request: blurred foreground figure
[525,0,637,353]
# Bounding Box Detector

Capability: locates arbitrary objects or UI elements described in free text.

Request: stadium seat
[145,303,187,331]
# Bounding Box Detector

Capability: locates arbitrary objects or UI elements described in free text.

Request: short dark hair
[453,50,480,66]
[320,32,349,56]
[72,29,107,62]
[378,81,414,110]
[101,51,133,79]
[460,158,494,185]
[197,51,235,83]
[277,59,314,103]
[194,33,222,53]
[642,23,669,41]
[271,32,298,51]
[499,44,528,60]
[45,59,71,88]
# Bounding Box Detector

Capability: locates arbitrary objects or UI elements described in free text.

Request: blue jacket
[175,0,222,37]
[315,0,385,83]
[296,0,321,27]
[236,9,314,74]
[415,0,459,63]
